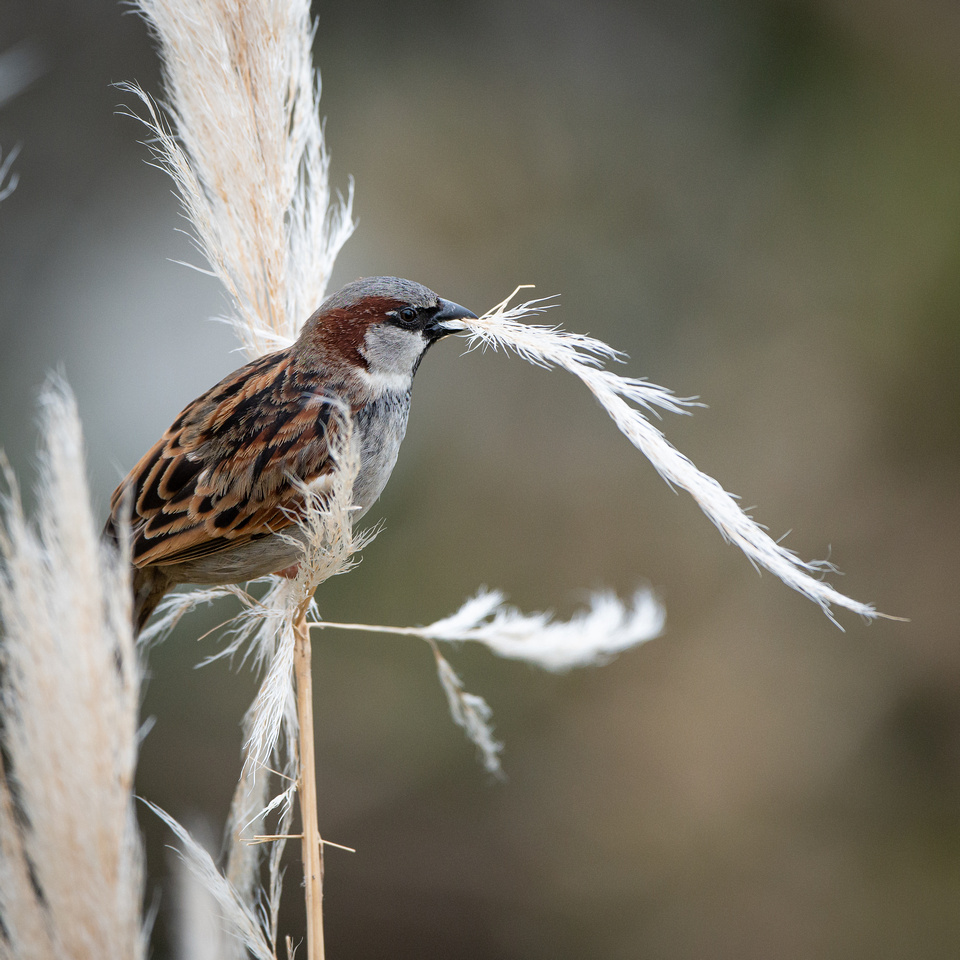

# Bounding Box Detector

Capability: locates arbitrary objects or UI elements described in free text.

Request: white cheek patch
[360,326,426,391]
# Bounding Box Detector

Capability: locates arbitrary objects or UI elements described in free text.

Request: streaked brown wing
[109,349,347,568]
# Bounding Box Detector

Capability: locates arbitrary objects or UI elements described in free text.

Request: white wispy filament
[448,290,880,627]
[145,802,274,960]
[433,652,502,775]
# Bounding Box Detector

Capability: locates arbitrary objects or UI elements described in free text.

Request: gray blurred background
[2,0,959,956]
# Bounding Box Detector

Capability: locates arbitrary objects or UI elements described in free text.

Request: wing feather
[109,349,351,568]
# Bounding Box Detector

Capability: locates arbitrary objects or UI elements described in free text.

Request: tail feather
[132,566,170,635]
[104,515,169,635]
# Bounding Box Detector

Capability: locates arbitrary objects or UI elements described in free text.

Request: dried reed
[0,380,146,960]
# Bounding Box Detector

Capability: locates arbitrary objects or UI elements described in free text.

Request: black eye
[397,306,417,324]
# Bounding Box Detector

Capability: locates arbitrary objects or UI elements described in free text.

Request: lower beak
[426,298,478,340]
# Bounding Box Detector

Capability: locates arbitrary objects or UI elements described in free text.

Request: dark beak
[425,298,477,341]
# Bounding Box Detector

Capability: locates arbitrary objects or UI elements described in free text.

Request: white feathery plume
[447,289,881,628]
[125,0,354,358]
[222,725,272,924]
[429,587,665,669]
[312,587,665,672]
[0,380,146,959]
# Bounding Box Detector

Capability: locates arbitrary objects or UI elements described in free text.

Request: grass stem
[294,610,324,960]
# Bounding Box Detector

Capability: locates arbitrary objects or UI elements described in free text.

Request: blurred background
[2,0,959,956]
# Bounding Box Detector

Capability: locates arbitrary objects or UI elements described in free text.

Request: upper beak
[425,298,477,341]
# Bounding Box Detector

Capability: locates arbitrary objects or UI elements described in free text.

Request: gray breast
[351,390,412,516]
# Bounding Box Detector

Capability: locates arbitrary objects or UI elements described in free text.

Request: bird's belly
[164,531,306,586]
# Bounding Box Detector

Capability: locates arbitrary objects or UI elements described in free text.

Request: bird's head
[297,276,476,386]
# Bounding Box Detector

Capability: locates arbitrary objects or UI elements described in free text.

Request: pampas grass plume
[0,380,146,960]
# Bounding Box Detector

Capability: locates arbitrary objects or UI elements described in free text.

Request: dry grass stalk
[293,614,324,960]
[0,380,145,960]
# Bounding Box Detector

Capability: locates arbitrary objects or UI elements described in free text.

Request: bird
[104,276,476,633]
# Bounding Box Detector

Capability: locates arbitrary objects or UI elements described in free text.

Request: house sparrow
[105,276,476,633]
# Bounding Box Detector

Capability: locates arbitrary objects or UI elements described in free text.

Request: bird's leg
[274,563,301,579]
